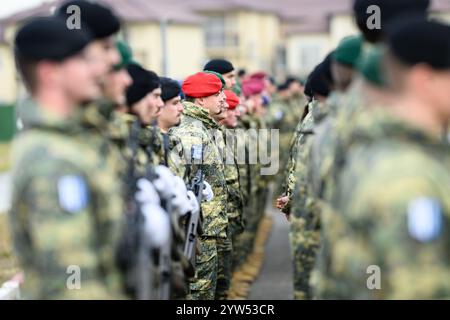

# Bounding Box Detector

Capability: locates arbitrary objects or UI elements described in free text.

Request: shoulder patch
[407,197,442,243]
[191,145,203,161]
[57,175,89,214]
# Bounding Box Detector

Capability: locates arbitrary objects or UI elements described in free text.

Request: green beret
[333,35,363,67]
[232,82,242,96]
[203,70,226,90]
[113,40,133,71]
[356,45,386,87]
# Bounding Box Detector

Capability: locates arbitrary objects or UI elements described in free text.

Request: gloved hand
[141,202,171,247]
[135,178,160,205]
[170,176,192,216]
[186,190,200,214]
[152,165,177,200]
[202,181,214,202]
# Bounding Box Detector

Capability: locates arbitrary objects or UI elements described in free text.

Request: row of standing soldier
[7,0,294,300]
[276,0,450,300]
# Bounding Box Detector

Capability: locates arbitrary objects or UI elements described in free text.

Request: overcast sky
[0,0,45,18]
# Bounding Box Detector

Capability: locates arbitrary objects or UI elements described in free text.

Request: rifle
[183,146,205,269]
[144,122,172,300]
[116,119,155,300]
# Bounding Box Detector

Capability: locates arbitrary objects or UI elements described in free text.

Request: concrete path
[248,207,293,300]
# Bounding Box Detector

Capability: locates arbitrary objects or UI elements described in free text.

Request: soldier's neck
[391,95,446,139]
[34,89,76,119]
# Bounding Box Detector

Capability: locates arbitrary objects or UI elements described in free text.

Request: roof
[1,0,449,34]
[0,0,204,26]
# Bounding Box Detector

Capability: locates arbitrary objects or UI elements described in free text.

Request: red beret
[242,78,265,97]
[250,71,267,80]
[224,90,240,110]
[182,72,223,98]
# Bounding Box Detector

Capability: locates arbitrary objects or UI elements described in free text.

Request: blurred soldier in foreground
[319,17,450,299]
[9,16,127,299]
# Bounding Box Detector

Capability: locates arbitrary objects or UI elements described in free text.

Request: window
[299,44,322,75]
[205,15,239,48]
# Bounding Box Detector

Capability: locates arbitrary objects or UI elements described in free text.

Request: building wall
[205,10,281,72]
[236,11,280,72]
[166,24,205,80]
[125,22,205,80]
[286,33,330,77]
[329,14,359,48]
[0,44,17,104]
[126,22,162,74]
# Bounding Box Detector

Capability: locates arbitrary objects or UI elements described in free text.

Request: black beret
[285,76,300,86]
[321,51,334,85]
[277,82,290,91]
[268,76,276,85]
[353,0,430,43]
[203,59,235,75]
[304,61,332,98]
[126,63,160,106]
[160,77,181,102]
[56,0,121,39]
[387,17,450,70]
[15,16,92,61]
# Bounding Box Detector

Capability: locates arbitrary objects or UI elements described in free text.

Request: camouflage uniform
[220,127,244,268]
[169,101,230,300]
[108,110,190,299]
[9,102,126,299]
[239,113,266,259]
[268,95,300,194]
[316,107,450,299]
[289,99,329,299]
[280,101,316,214]
[231,116,254,269]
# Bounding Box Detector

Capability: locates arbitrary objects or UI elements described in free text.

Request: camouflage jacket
[220,126,244,221]
[281,101,318,213]
[317,108,450,299]
[169,102,229,238]
[235,116,253,204]
[9,103,126,299]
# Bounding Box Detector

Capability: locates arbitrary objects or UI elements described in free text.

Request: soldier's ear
[196,97,205,107]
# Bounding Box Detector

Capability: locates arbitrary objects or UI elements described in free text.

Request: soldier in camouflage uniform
[218,90,245,270]
[288,59,333,299]
[9,16,127,299]
[157,77,184,167]
[315,0,431,206]
[267,83,294,194]
[288,37,363,300]
[158,76,196,299]
[169,72,230,300]
[230,77,269,292]
[318,18,450,298]
[118,63,191,299]
[203,59,237,91]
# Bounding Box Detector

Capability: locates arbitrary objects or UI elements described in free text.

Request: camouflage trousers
[275,133,294,196]
[216,229,233,300]
[237,187,268,267]
[187,233,232,300]
[229,216,246,271]
[289,206,321,300]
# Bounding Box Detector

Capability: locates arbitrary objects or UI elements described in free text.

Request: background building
[1,0,450,108]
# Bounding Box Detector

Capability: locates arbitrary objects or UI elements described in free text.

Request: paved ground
[248,207,293,300]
